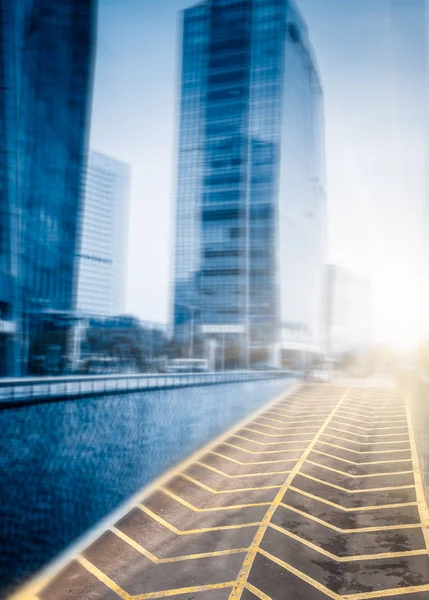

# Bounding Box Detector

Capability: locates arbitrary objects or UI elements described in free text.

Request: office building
[0,0,96,375]
[172,0,326,368]
[323,265,373,358]
[76,151,130,316]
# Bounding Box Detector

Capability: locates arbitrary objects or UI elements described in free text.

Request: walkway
[17,384,429,600]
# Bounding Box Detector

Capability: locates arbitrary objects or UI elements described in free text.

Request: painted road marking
[267,522,428,561]
[305,460,414,478]
[228,389,351,600]
[280,503,421,533]
[287,486,417,511]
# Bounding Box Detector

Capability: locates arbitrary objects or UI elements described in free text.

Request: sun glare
[372,266,429,350]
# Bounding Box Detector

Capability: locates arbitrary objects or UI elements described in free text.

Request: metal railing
[0,370,292,406]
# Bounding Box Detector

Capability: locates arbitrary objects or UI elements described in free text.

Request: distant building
[76,151,130,316]
[0,0,97,375]
[172,0,326,368]
[323,265,373,358]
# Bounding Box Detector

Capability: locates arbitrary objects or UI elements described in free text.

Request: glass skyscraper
[0,0,96,375]
[172,0,326,368]
[77,151,130,316]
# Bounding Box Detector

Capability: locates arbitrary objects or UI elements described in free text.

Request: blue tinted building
[0,1,96,375]
[172,0,326,368]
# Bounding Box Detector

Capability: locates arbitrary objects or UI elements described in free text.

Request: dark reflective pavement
[0,378,293,597]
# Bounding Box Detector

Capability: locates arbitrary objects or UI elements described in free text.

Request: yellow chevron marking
[320,432,410,447]
[312,449,412,465]
[256,416,320,429]
[331,420,408,431]
[264,411,325,424]
[209,451,298,465]
[318,441,411,455]
[77,556,131,599]
[223,442,305,455]
[305,460,414,478]
[257,548,429,600]
[179,473,281,493]
[78,555,236,599]
[326,425,409,439]
[256,548,338,599]
[335,412,407,425]
[138,504,261,534]
[195,461,291,479]
[112,526,248,563]
[406,401,429,553]
[336,409,406,418]
[245,583,272,600]
[279,503,421,533]
[232,434,308,447]
[161,487,271,511]
[266,409,330,417]
[228,389,350,600]
[252,421,317,434]
[241,427,313,441]
[267,522,427,561]
[288,486,417,512]
[298,472,415,493]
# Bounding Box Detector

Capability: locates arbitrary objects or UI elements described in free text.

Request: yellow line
[77,556,132,599]
[161,487,271,511]
[406,400,429,553]
[209,451,298,465]
[257,417,320,429]
[343,585,429,599]
[180,473,281,493]
[223,442,305,455]
[312,449,412,465]
[111,526,248,563]
[326,426,409,439]
[138,504,261,534]
[244,583,272,600]
[298,472,415,493]
[280,503,421,533]
[305,460,414,479]
[266,409,330,417]
[318,441,411,455]
[256,548,337,599]
[321,433,410,447]
[228,389,350,600]
[335,413,407,425]
[233,434,308,446]
[252,422,316,434]
[241,427,313,441]
[337,409,406,418]
[268,522,427,561]
[288,486,417,512]
[331,419,408,431]
[196,461,291,479]
[264,412,325,424]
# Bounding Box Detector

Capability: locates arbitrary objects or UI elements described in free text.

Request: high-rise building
[323,265,373,358]
[172,0,326,368]
[0,0,96,375]
[76,151,130,316]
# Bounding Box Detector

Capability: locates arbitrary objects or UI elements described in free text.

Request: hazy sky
[90,0,428,345]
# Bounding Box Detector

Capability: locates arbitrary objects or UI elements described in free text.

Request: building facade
[0,0,96,375]
[76,151,130,316]
[172,0,326,368]
[323,265,373,358]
